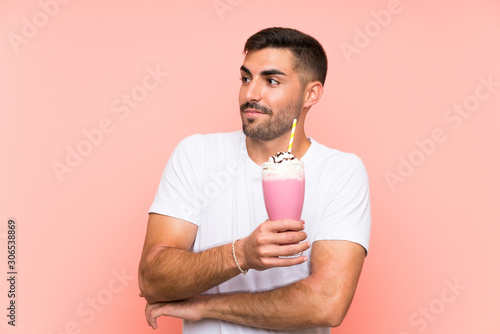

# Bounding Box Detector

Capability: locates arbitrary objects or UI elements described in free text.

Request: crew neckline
[240,131,315,173]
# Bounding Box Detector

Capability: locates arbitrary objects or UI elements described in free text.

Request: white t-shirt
[149,131,371,334]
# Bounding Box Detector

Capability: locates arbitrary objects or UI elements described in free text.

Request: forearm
[140,218,309,304]
[139,243,241,303]
[199,276,342,329]
[144,241,365,331]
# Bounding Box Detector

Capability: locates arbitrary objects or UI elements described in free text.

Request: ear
[303,81,324,108]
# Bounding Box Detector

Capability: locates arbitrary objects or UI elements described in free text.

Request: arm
[138,213,310,304]
[138,213,238,303]
[145,239,366,329]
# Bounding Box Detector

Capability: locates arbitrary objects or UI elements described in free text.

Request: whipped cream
[265,151,299,164]
[262,152,304,181]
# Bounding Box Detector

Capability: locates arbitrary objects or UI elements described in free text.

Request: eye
[267,78,279,85]
[240,76,251,84]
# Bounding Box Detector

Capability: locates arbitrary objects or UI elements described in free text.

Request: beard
[240,95,303,141]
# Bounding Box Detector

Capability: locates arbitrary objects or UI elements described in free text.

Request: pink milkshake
[262,152,305,221]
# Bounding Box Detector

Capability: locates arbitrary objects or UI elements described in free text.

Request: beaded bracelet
[232,239,248,275]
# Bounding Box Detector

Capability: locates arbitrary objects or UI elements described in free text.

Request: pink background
[1,0,499,333]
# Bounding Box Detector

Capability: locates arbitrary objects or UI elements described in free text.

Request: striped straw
[288,118,297,153]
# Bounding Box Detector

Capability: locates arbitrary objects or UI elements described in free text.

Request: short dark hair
[244,27,328,86]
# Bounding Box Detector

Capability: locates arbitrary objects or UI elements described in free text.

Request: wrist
[232,239,248,274]
[194,294,211,320]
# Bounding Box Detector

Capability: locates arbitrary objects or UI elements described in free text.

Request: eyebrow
[240,65,287,77]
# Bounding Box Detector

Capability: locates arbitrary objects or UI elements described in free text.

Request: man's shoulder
[200,130,242,142]
[176,131,241,148]
[179,130,241,144]
[308,138,363,167]
[308,139,369,190]
[173,131,242,159]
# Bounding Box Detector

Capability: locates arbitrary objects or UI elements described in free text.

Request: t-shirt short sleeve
[313,154,371,253]
[149,134,204,226]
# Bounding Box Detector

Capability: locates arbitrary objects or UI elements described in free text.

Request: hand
[238,219,310,271]
[145,296,205,330]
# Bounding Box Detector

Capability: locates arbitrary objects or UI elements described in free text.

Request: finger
[256,241,310,260]
[274,231,308,245]
[146,303,164,330]
[278,241,311,256]
[267,219,305,232]
[145,304,154,327]
[263,254,308,267]
[265,240,309,258]
[149,307,161,330]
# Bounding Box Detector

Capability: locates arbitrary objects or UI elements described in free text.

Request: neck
[246,126,311,165]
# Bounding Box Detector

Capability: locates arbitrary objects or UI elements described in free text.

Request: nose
[244,79,262,102]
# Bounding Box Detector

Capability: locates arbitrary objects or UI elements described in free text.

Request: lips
[244,108,266,115]
[240,102,272,116]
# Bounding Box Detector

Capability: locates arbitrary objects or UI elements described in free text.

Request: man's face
[239,48,304,141]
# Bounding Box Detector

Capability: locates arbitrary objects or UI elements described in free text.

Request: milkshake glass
[261,152,305,221]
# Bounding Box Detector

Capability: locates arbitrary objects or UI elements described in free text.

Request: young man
[139,27,371,333]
